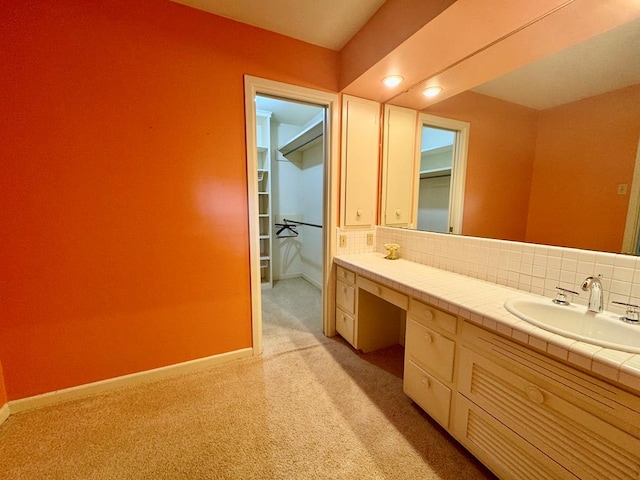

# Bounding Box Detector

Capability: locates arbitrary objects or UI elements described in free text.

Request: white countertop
[335,253,640,393]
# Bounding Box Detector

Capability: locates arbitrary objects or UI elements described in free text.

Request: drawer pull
[421,377,431,388]
[376,286,382,296]
[526,385,545,404]
[423,310,434,322]
[423,333,433,344]
[342,286,347,294]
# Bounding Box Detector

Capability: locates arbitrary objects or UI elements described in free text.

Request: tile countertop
[334,253,640,394]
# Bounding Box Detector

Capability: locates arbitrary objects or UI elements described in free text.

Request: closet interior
[255,96,325,291]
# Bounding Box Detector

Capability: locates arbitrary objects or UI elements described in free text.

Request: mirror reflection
[418,126,454,233]
[408,17,640,254]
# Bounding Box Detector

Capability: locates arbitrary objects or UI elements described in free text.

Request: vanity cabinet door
[341,95,380,227]
[381,104,418,227]
[453,395,574,480]
[457,343,640,480]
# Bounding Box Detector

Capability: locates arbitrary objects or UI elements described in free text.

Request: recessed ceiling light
[422,86,443,98]
[382,75,404,87]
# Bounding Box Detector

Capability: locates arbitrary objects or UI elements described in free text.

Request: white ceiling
[172,0,639,110]
[256,95,323,126]
[472,17,640,110]
[171,0,386,50]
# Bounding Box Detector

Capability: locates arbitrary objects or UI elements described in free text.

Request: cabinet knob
[356,209,363,217]
[395,209,401,217]
[423,333,433,345]
[423,310,434,322]
[342,286,347,294]
[421,377,431,388]
[526,385,545,404]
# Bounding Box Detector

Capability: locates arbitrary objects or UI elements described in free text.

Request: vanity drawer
[336,308,355,346]
[409,298,457,335]
[357,276,408,310]
[336,266,355,285]
[404,359,451,428]
[336,280,355,315]
[405,318,455,382]
[458,346,640,480]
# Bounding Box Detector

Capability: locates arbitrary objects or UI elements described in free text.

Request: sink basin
[504,297,640,354]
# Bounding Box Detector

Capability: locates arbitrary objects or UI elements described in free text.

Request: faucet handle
[553,286,579,305]
[612,301,640,324]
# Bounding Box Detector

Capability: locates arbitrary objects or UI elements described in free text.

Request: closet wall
[271,112,324,289]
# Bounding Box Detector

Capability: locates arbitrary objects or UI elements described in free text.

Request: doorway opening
[244,76,339,355]
[255,95,326,355]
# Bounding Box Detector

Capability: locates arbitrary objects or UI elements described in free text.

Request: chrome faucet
[581,274,603,313]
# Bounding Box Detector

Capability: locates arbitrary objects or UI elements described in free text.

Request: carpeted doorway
[261,277,326,357]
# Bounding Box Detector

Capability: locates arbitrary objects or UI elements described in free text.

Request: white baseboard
[9,347,253,415]
[0,403,9,426]
[302,273,322,290]
[274,273,322,291]
[274,272,302,281]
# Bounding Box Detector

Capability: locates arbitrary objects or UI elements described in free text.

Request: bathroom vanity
[334,254,640,480]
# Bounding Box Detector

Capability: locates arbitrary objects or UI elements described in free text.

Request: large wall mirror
[387,15,640,255]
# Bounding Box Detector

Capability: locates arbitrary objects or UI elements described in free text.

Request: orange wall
[426,91,539,241]
[0,0,339,400]
[340,0,455,89]
[526,84,640,252]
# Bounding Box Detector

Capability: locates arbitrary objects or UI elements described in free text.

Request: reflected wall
[425,84,640,253]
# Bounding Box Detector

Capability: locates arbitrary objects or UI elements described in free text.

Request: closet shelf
[420,167,452,179]
[421,144,453,155]
[278,117,323,158]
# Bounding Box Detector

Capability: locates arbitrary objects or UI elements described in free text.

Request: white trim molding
[622,135,640,254]
[416,114,470,235]
[8,347,252,414]
[244,75,340,352]
[0,403,9,426]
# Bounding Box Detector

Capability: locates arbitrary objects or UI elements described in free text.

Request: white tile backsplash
[336,226,640,314]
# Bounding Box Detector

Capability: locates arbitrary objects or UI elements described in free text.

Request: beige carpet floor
[0,278,495,479]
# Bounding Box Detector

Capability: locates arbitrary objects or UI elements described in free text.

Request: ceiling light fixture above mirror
[422,86,443,97]
[382,75,404,87]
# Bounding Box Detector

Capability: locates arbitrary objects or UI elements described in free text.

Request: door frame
[622,135,640,254]
[244,75,339,355]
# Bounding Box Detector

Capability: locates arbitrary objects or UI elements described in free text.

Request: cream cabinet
[333,259,640,479]
[334,266,407,353]
[340,95,380,227]
[381,104,418,227]
[403,298,459,428]
[454,322,640,480]
[336,266,356,346]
